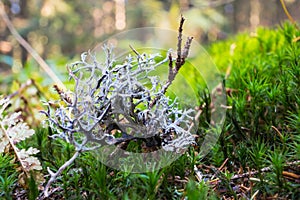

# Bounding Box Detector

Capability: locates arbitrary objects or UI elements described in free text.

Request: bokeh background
[0,0,299,79]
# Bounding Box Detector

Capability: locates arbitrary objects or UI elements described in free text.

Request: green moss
[2,22,300,200]
[205,22,300,198]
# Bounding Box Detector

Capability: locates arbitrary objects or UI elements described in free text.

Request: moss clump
[205,22,300,198]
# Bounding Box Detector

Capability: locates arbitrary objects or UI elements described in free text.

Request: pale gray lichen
[43,45,195,153]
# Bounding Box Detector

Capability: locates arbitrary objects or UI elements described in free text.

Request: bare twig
[150,15,193,108]
[181,37,193,65]
[271,125,284,143]
[279,0,299,29]
[0,1,66,90]
[43,151,80,197]
[168,53,174,81]
[176,15,185,68]
[129,44,141,57]
[230,160,300,180]
[218,158,229,171]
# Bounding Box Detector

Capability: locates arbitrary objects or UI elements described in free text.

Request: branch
[176,15,185,70]
[168,53,174,81]
[43,151,80,197]
[230,160,300,180]
[181,36,193,66]
[279,0,299,29]
[0,1,66,90]
[129,44,141,57]
[150,15,193,108]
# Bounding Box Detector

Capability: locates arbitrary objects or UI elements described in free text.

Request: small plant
[42,16,195,197]
[0,154,18,199]
[266,148,287,193]
[0,97,43,199]
[185,179,218,200]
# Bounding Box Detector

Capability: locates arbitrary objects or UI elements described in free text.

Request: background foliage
[1,0,300,86]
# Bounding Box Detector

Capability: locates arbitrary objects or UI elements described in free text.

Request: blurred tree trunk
[233,0,250,32]
[18,0,29,66]
[257,0,283,27]
[249,0,260,31]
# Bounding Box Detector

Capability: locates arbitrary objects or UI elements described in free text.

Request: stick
[149,15,193,108]
[230,160,300,180]
[43,151,80,197]
[279,0,299,29]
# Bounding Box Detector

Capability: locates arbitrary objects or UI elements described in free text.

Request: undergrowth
[0,22,300,199]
